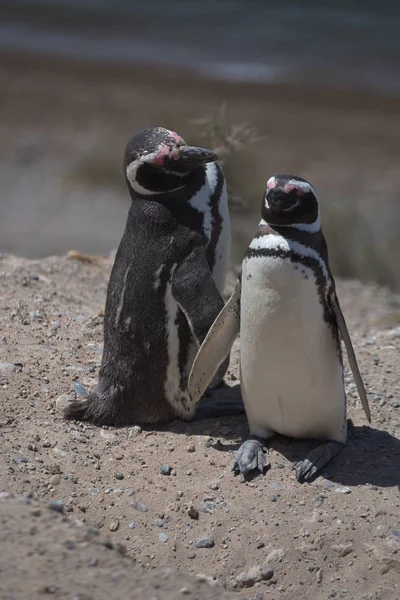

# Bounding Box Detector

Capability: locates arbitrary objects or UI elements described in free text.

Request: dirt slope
[0,254,399,599]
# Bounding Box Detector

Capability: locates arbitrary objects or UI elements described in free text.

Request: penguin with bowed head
[189,174,371,482]
[64,126,242,426]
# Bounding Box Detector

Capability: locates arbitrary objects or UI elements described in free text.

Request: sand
[0,252,399,599]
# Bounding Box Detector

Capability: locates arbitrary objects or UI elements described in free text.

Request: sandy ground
[0,253,399,599]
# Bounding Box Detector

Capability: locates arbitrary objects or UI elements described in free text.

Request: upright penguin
[189,174,371,482]
[64,127,237,426]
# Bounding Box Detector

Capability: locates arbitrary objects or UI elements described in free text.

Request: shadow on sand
[155,384,400,488]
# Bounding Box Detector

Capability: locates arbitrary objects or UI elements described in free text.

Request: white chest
[240,251,346,443]
[189,162,230,293]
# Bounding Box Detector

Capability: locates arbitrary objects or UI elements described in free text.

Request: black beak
[177,145,218,164]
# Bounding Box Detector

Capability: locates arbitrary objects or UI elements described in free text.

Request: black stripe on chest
[245,235,341,360]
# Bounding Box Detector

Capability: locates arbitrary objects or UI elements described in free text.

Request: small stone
[50,474,61,486]
[0,362,18,372]
[131,501,148,513]
[391,529,400,537]
[202,501,217,514]
[55,394,72,410]
[155,519,164,527]
[256,541,265,549]
[266,548,285,563]
[260,567,274,581]
[109,518,119,532]
[187,505,199,520]
[159,465,173,476]
[187,443,196,453]
[194,534,214,549]
[314,496,324,507]
[13,456,28,463]
[270,495,277,502]
[49,500,65,514]
[159,532,169,543]
[114,471,124,480]
[129,425,142,438]
[392,402,400,408]
[210,482,219,490]
[74,381,87,397]
[128,522,136,529]
[334,487,352,494]
[332,543,353,557]
[31,311,42,320]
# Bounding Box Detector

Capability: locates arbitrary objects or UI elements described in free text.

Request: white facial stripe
[286,179,317,197]
[249,233,330,280]
[188,162,217,241]
[126,160,186,196]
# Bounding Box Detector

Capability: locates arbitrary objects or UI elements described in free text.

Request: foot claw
[294,441,344,483]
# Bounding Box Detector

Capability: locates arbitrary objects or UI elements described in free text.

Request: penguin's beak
[177,146,218,164]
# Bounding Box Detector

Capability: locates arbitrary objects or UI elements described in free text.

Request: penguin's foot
[293,441,345,483]
[193,394,245,420]
[232,437,268,476]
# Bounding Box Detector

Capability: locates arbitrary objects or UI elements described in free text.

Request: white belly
[240,255,346,443]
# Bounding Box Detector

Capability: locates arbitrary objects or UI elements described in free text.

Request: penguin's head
[124,127,218,197]
[262,175,320,231]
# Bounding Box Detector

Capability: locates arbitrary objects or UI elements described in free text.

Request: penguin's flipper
[331,293,371,423]
[188,279,241,404]
[171,245,225,345]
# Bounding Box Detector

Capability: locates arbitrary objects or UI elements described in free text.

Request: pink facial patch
[266,177,276,189]
[284,184,305,195]
[152,144,170,165]
[170,131,185,145]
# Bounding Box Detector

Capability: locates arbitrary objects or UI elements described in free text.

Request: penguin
[189,174,371,482]
[63,127,241,426]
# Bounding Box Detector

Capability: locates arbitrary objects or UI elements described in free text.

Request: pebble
[187,443,196,453]
[266,548,285,563]
[114,471,124,480]
[0,362,17,372]
[187,505,199,520]
[74,381,87,397]
[129,425,142,437]
[334,487,352,494]
[314,496,324,507]
[210,482,219,490]
[49,500,65,514]
[131,501,148,513]
[391,529,400,537]
[202,501,217,514]
[128,522,136,529]
[155,519,165,527]
[50,474,61,486]
[159,532,169,543]
[270,495,277,502]
[159,465,173,476]
[109,518,119,532]
[13,456,28,463]
[55,394,72,410]
[332,543,353,557]
[100,429,116,440]
[236,566,274,589]
[194,535,215,549]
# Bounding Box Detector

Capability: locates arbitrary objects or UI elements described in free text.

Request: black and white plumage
[189,174,371,482]
[64,126,236,426]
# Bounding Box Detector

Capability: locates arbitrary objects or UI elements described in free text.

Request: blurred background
[0,0,400,288]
